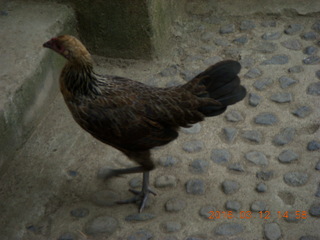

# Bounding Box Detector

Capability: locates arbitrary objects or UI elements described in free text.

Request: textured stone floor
[1,13,320,240]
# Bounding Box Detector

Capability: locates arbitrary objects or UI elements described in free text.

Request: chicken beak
[43,39,53,49]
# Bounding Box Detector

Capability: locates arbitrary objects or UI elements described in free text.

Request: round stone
[304,46,318,55]
[165,198,187,212]
[254,113,278,125]
[262,32,282,40]
[158,156,178,167]
[186,179,205,195]
[288,65,303,73]
[307,82,320,95]
[129,176,142,188]
[211,149,231,164]
[58,233,77,240]
[253,77,274,90]
[244,68,262,78]
[301,31,319,40]
[220,24,235,34]
[278,150,298,163]
[223,127,238,143]
[127,229,153,240]
[256,170,274,181]
[309,203,320,217]
[214,223,245,236]
[279,76,297,88]
[273,128,295,146]
[303,56,320,65]
[225,200,241,211]
[125,213,156,222]
[251,201,268,211]
[225,110,244,122]
[182,140,204,153]
[284,24,303,34]
[245,151,268,165]
[199,205,216,219]
[270,92,292,103]
[227,163,245,172]
[221,180,240,194]
[249,93,261,107]
[261,55,289,65]
[70,208,89,218]
[292,106,312,118]
[240,20,256,30]
[281,39,302,50]
[242,130,263,143]
[307,140,320,151]
[264,223,282,240]
[181,123,201,134]
[155,175,177,188]
[256,182,268,192]
[284,172,309,186]
[85,216,118,236]
[189,159,209,174]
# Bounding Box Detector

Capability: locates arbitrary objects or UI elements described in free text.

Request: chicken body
[43,35,246,211]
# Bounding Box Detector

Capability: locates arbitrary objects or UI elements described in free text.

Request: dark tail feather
[195,60,246,117]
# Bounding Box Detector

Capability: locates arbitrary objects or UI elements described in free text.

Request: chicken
[43,35,246,212]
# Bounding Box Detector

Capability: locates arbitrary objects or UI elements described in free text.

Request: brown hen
[43,35,246,212]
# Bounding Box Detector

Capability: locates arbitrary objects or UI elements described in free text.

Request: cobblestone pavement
[1,14,320,240]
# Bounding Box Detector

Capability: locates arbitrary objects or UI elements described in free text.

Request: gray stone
[125,213,156,222]
[92,190,118,207]
[251,201,267,211]
[253,77,273,90]
[155,175,177,188]
[249,93,261,106]
[254,113,278,125]
[262,32,282,40]
[261,55,289,65]
[273,128,295,146]
[312,20,320,32]
[85,216,118,236]
[70,208,89,218]
[316,70,320,79]
[292,106,312,118]
[240,20,256,30]
[256,183,267,192]
[201,32,215,42]
[211,149,231,164]
[242,130,263,143]
[127,229,153,240]
[240,57,255,68]
[189,159,209,174]
[303,56,320,65]
[129,177,142,188]
[316,160,320,170]
[199,205,216,219]
[301,31,319,40]
[58,233,77,240]
[284,24,303,35]
[186,179,205,195]
[270,92,292,103]
[162,221,181,233]
[221,180,240,194]
[181,123,201,134]
[214,223,245,236]
[261,21,277,27]
[220,24,235,34]
[283,211,302,223]
[278,191,295,205]
[288,65,303,73]
[304,46,318,55]
[307,82,320,95]
[264,223,281,240]
[307,140,320,151]
[255,41,277,53]
[281,39,302,50]
[279,76,297,88]
[223,127,238,143]
[233,36,248,44]
[278,150,298,163]
[225,110,244,122]
[225,200,241,211]
[165,198,187,212]
[244,68,262,78]
[158,156,178,167]
[228,163,245,172]
[284,172,309,186]
[256,170,274,181]
[182,140,204,153]
[245,151,268,165]
[309,203,320,217]
[214,38,231,46]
